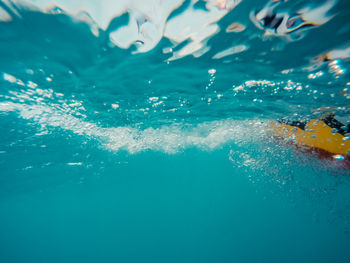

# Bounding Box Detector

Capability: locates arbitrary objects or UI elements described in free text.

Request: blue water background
[1,0,350,262]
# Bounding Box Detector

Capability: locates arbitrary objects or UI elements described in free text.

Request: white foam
[12,0,241,55]
[104,119,267,153]
[0,6,12,21]
[0,98,267,154]
[67,162,83,166]
[0,73,268,154]
[212,45,248,59]
[0,99,268,155]
[3,73,17,83]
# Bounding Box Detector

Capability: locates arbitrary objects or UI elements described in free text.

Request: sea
[0,0,350,262]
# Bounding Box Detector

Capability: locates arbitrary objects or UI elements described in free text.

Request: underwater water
[1,0,350,262]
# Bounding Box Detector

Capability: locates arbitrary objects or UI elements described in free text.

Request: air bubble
[333,155,345,161]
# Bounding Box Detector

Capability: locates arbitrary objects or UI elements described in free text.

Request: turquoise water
[1,0,350,262]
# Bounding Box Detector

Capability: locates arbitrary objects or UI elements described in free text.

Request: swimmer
[271,113,350,160]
